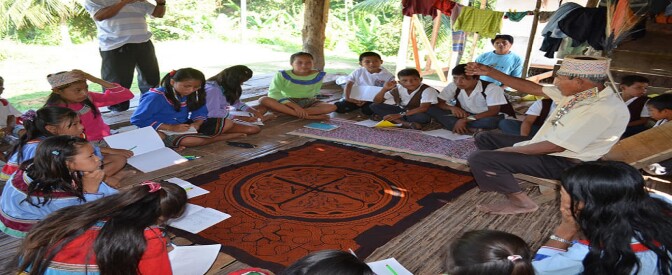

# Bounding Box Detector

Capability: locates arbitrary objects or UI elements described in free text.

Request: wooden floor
[1,75,669,274]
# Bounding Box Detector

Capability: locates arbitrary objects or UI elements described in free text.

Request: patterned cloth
[452,31,466,53]
[47,72,84,89]
[556,55,610,79]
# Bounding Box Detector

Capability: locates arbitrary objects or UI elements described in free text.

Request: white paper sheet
[159,126,198,136]
[350,86,383,102]
[165,178,209,199]
[169,203,231,233]
[104,127,187,173]
[422,129,472,141]
[168,244,221,275]
[367,258,413,275]
[354,119,379,128]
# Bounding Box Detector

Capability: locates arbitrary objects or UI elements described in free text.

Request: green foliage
[149,0,219,41]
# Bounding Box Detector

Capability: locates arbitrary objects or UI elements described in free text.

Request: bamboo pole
[522,0,543,78]
[412,15,447,82]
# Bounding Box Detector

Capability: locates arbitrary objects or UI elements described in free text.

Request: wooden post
[410,23,422,72]
[240,0,247,42]
[395,16,412,74]
[412,15,447,82]
[522,0,542,78]
[301,0,330,70]
[424,11,442,71]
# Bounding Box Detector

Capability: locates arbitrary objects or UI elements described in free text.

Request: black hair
[290,52,314,64]
[17,181,187,275]
[281,250,374,275]
[207,65,253,104]
[620,75,650,86]
[445,230,534,275]
[359,52,382,62]
[45,71,99,119]
[561,161,672,275]
[160,68,206,112]
[8,106,78,164]
[451,64,479,78]
[397,68,421,78]
[646,93,672,111]
[19,135,91,207]
[491,35,514,45]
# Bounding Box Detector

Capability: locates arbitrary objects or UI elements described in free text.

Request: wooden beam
[412,15,447,82]
[395,16,412,74]
[410,23,422,72]
[522,0,543,78]
[424,11,442,70]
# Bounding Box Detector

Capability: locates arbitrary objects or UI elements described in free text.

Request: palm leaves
[0,0,83,34]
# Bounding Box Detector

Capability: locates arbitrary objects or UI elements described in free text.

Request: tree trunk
[301,0,329,70]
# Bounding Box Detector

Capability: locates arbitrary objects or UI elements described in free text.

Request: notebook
[168,203,231,233]
[104,126,187,173]
[304,122,339,131]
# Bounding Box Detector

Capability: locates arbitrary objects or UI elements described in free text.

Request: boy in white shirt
[335,52,394,115]
[498,98,556,137]
[427,64,509,134]
[369,68,438,130]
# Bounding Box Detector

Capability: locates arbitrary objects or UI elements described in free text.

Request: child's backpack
[454,80,517,118]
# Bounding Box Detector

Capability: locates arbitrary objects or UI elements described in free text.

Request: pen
[386,264,398,275]
[128,145,138,151]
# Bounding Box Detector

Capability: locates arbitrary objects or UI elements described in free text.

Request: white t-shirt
[0,100,21,128]
[515,86,630,161]
[345,67,395,87]
[383,84,438,107]
[438,81,507,114]
[526,99,557,116]
[624,96,650,118]
[84,0,155,51]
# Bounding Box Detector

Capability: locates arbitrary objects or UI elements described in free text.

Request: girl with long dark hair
[533,161,672,274]
[131,68,242,148]
[0,135,117,238]
[445,230,534,275]
[15,181,187,274]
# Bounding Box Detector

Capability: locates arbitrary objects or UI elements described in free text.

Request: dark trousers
[100,40,160,112]
[369,103,431,123]
[426,106,503,130]
[498,119,542,137]
[467,131,579,194]
[334,100,373,115]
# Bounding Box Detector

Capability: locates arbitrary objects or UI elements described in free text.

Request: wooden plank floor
[2,75,668,274]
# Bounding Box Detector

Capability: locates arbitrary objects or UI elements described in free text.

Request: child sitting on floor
[281,250,373,275]
[498,98,556,137]
[445,229,534,275]
[132,68,245,149]
[427,64,510,135]
[15,181,186,274]
[205,65,273,135]
[619,75,651,138]
[334,51,394,115]
[644,93,672,175]
[369,68,438,130]
[0,135,117,238]
[258,52,337,120]
[0,107,128,185]
[0,76,24,161]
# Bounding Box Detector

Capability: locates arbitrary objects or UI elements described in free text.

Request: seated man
[466,56,629,215]
[498,98,556,137]
[369,68,438,130]
[427,64,509,134]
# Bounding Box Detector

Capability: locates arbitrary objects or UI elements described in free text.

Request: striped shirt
[84,0,156,51]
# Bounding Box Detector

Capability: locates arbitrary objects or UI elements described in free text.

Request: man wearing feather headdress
[464,56,629,215]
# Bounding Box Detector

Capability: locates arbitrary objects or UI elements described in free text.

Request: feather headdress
[604,0,642,56]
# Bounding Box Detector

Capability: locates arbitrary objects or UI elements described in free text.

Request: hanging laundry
[539,33,563,58]
[538,11,554,23]
[504,11,529,22]
[450,3,462,25]
[453,6,504,38]
[434,0,456,16]
[558,7,607,51]
[541,2,582,39]
[452,30,466,53]
[402,0,438,17]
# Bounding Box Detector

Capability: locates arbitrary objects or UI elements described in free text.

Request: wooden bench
[515,122,672,202]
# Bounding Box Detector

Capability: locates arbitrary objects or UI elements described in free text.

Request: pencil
[386,264,398,275]
[128,145,138,151]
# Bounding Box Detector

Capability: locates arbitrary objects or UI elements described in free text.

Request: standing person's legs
[100,45,136,112]
[473,131,530,150]
[467,151,578,214]
[134,40,160,93]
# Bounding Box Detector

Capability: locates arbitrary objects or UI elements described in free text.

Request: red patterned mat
[178,141,474,272]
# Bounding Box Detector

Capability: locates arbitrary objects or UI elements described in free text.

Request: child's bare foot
[477,199,538,215]
[262,114,277,122]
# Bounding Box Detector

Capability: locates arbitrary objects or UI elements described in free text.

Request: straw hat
[47,71,84,89]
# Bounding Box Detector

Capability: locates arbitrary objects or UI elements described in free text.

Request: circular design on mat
[228,165,407,222]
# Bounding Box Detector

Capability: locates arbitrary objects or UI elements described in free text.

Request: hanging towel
[453,6,504,38]
[505,11,529,22]
[452,30,466,53]
[402,0,438,17]
[434,0,456,16]
[558,7,607,51]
